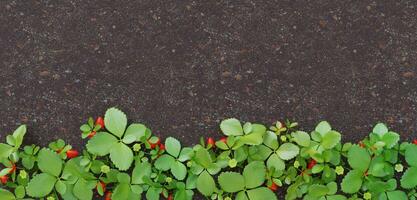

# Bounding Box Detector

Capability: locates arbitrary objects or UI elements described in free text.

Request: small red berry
[0,176,8,184]
[66,149,79,159]
[105,191,112,200]
[268,182,279,191]
[95,117,105,129]
[97,181,106,193]
[8,162,16,174]
[87,131,97,138]
[167,194,174,200]
[359,141,365,148]
[159,143,165,151]
[207,137,215,146]
[219,137,227,144]
[149,138,161,149]
[413,139,417,145]
[307,159,317,169]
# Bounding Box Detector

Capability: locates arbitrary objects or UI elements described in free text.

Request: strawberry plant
[0,107,416,200]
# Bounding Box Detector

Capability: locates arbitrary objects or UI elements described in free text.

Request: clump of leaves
[0,108,415,200]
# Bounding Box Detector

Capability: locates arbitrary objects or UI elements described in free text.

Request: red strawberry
[219,137,227,144]
[307,159,317,169]
[413,139,417,145]
[159,143,165,151]
[207,137,215,146]
[87,131,97,138]
[149,138,161,149]
[66,149,79,159]
[95,117,105,129]
[97,181,106,193]
[105,191,112,200]
[268,182,279,191]
[0,176,8,184]
[167,194,174,200]
[8,162,16,174]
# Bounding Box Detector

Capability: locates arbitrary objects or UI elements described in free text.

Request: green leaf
[237,128,266,146]
[132,161,152,184]
[315,121,331,135]
[387,191,407,200]
[373,123,388,136]
[291,131,310,147]
[0,143,13,159]
[341,169,363,193]
[194,148,212,168]
[104,107,127,138]
[112,183,130,200]
[14,185,25,198]
[308,184,329,197]
[405,144,417,166]
[196,171,216,196]
[86,132,118,156]
[246,187,277,200]
[400,166,417,189]
[26,173,57,197]
[263,131,278,149]
[171,161,187,180]
[347,145,370,171]
[155,154,176,171]
[382,132,400,149]
[55,180,67,195]
[243,161,266,189]
[276,143,300,160]
[321,131,341,149]
[218,172,245,193]
[109,143,134,171]
[124,123,147,142]
[73,179,93,200]
[12,125,26,148]
[166,137,181,157]
[220,118,243,136]
[0,188,15,200]
[266,153,285,172]
[236,191,249,200]
[37,148,63,176]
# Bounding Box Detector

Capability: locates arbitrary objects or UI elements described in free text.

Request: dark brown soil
[0,1,417,198]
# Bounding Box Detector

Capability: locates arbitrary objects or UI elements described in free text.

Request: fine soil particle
[0,1,417,198]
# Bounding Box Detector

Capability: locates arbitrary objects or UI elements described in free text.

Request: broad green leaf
[146,187,161,200]
[382,132,399,149]
[308,184,329,197]
[236,130,265,146]
[194,148,212,168]
[218,172,245,192]
[166,137,181,157]
[243,122,253,134]
[14,185,25,198]
[124,123,147,142]
[196,171,216,196]
[321,131,341,149]
[86,132,118,156]
[243,161,266,189]
[327,195,347,200]
[0,188,15,200]
[347,145,370,171]
[55,180,67,195]
[405,145,417,166]
[277,143,300,160]
[266,153,285,171]
[0,143,13,159]
[12,125,26,148]
[104,107,127,138]
[373,123,388,136]
[73,179,93,200]
[291,131,310,147]
[341,170,363,193]
[132,161,152,184]
[26,173,57,197]
[263,131,278,149]
[315,121,331,135]
[386,191,407,200]
[171,161,187,180]
[37,148,63,176]
[246,187,277,200]
[109,143,133,170]
[155,154,176,171]
[112,183,130,200]
[401,166,417,189]
[220,118,243,136]
[236,191,249,200]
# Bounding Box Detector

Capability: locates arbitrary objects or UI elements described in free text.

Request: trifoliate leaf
[165,137,181,158]
[243,161,266,189]
[347,145,370,171]
[277,143,300,160]
[104,107,127,138]
[341,169,363,193]
[155,154,176,171]
[86,132,118,156]
[196,171,216,196]
[109,143,133,171]
[26,173,57,197]
[37,148,63,177]
[220,118,243,136]
[218,172,245,193]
